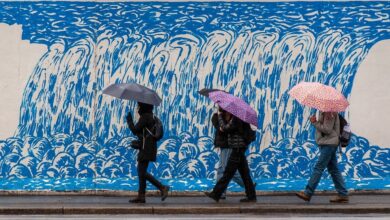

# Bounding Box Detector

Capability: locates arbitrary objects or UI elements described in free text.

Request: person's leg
[236,149,256,201]
[217,148,229,181]
[304,146,334,197]
[137,160,148,195]
[145,172,164,190]
[209,149,241,200]
[145,168,170,201]
[219,148,245,188]
[327,147,348,197]
[217,148,230,198]
[231,148,245,188]
[130,160,148,203]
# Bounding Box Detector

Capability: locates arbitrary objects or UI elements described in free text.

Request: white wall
[350,40,390,148]
[0,24,47,139]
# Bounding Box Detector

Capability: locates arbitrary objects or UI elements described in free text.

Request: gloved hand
[126,112,133,122]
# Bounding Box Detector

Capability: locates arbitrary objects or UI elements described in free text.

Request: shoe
[295,192,311,202]
[330,195,349,203]
[161,185,170,201]
[240,197,257,203]
[204,191,219,202]
[129,197,145,203]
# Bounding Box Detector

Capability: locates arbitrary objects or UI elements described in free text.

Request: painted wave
[0,133,388,181]
[0,2,389,190]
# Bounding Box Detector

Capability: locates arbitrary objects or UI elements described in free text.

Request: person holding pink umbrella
[289,82,349,203]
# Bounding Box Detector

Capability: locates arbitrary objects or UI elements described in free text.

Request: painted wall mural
[0,1,389,191]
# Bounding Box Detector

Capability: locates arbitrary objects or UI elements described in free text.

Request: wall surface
[0,1,389,192]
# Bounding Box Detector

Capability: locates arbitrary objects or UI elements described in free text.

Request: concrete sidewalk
[0,194,389,215]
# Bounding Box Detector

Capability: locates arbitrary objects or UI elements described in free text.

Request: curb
[0,205,389,215]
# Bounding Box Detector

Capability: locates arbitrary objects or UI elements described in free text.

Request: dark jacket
[218,114,247,149]
[211,113,229,148]
[127,112,157,162]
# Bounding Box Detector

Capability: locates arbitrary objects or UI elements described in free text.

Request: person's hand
[126,112,133,122]
[310,115,317,123]
[219,127,224,132]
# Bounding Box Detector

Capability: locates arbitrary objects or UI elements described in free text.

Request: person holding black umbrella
[126,102,170,203]
[103,82,169,204]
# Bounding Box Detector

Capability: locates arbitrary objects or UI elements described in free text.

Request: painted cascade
[0,2,388,190]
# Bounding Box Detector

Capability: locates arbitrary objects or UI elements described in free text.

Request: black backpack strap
[145,115,156,138]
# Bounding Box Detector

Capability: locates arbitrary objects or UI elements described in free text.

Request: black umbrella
[198,88,226,97]
[103,83,162,106]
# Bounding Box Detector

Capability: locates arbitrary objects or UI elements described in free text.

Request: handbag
[130,139,141,149]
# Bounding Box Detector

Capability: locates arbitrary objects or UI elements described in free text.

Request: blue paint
[0,1,389,191]
[0,177,388,192]
[0,133,389,190]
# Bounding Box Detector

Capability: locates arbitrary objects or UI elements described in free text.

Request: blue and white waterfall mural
[0,1,389,191]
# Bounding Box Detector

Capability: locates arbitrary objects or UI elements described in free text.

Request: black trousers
[212,148,256,200]
[137,160,164,194]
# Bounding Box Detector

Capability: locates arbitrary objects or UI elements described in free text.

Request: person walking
[212,107,246,199]
[295,112,349,203]
[127,102,170,203]
[205,112,257,203]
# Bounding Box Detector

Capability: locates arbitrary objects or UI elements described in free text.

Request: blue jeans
[305,145,348,197]
[217,148,245,194]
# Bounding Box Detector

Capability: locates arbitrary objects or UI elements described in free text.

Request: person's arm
[218,114,238,132]
[127,113,147,135]
[312,113,336,135]
[211,113,219,129]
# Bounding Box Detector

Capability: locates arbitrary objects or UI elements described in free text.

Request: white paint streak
[350,40,390,148]
[0,24,47,139]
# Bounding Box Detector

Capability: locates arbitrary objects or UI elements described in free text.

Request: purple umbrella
[209,91,258,127]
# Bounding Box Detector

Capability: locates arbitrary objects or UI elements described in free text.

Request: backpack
[145,116,164,141]
[338,114,351,148]
[242,122,256,146]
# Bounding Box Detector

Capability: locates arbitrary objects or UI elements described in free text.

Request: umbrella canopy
[288,82,349,112]
[209,91,258,127]
[198,88,225,97]
[103,83,162,106]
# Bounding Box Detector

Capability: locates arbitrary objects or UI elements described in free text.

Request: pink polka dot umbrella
[288,82,349,112]
[209,91,258,127]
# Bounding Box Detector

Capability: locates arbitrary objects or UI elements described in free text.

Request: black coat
[218,114,247,149]
[211,113,229,148]
[127,112,157,162]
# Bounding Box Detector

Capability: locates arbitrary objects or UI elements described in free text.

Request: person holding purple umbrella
[205,91,257,203]
[212,107,246,199]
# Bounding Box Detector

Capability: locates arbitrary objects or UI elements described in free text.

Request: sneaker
[161,185,170,201]
[240,197,257,203]
[330,195,349,203]
[295,192,311,202]
[204,191,219,202]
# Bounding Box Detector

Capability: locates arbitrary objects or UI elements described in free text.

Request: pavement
[0,192,389,215]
